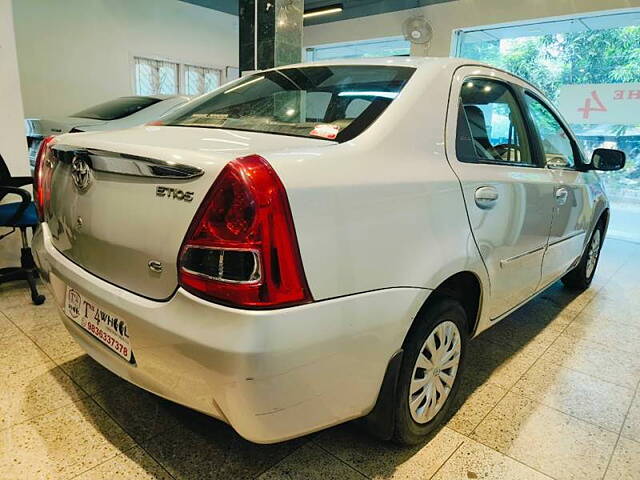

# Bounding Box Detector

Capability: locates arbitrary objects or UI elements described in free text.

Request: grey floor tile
[0,361,86,430]
[25,322,85,360]
[479,316,565,357]
[464,338,541,390]
[258,443,366,480]
[512,358,634,432]
[141,415,306,480]
[73,446,173,480]
[314,424,464,479]
[0,287,35,310]
[542,332,640,389]
[578,295,640,326]
[56,352,126,396]
[446,379,508,435]
[472,392,618,480]
[0,398,135,480]
[0,330,50,375]
[0,312,20,340]
[622,391,640,443]
[604,437,640,480]
[2,303,60,334]
[432,438,553,480]
[91,382,184,443]
[535,281,597,316]
[563,313,640,355]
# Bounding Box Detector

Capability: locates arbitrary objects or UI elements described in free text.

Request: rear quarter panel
[271,64,489,315]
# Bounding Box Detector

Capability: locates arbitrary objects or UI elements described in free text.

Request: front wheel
[562,225,603,290]
[393,298,468,445]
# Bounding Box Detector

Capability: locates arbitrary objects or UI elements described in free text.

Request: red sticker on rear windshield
[310,124,340,140]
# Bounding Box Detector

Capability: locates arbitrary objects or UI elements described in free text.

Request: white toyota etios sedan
[33,58,625,445]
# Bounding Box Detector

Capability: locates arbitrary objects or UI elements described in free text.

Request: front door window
[525,94,577,168]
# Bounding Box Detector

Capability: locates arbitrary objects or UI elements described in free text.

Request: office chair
[0,153,45,305]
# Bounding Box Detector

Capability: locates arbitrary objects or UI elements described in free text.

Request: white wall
[304,0,640,56]
[13,0,239,117]
[0,0,30,266]
[0,0,29,177]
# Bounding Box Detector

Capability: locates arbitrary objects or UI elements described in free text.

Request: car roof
[257,56,540,95]
[269,56,486,69]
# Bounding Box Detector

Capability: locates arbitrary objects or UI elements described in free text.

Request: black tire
[393,297,468,445]
[562,224,604,291]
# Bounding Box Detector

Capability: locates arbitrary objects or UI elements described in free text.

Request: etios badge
[71,155,92,192]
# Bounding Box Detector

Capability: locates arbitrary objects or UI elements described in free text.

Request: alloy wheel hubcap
[586,230,601,278]
[409,320,461,424]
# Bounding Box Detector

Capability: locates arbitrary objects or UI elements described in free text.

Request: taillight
[178,154,312,309]
[33,135,57,221]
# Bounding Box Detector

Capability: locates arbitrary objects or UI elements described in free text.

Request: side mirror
[591,148,625,171]
[546,155,571,169]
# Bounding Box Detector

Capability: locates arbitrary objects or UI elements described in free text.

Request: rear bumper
[33,224,429,443]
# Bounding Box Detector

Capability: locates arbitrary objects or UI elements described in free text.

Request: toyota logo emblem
[71,155,92,192]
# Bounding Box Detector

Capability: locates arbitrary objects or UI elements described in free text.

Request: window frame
[182,63,223,96]
[521,90,588,171]
[131,54,227,97]
[455,76,543,169]
[133,56,180,96]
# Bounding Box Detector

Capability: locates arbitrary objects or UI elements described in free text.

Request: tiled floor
[1,238,640,479]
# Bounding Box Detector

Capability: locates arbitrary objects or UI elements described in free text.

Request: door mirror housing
[591,148,625,171]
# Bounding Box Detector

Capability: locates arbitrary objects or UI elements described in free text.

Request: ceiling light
[303,4,343,19]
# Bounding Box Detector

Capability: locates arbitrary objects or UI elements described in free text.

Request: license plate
[64,287,132,361]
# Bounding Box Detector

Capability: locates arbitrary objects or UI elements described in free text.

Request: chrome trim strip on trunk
[51,145,205,179]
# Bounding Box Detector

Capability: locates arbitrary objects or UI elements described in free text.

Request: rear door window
[456,78,534,166]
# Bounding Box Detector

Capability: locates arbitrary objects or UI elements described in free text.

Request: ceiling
[461,9,640,42]
[180,0,237,15]
[179,0,456,24]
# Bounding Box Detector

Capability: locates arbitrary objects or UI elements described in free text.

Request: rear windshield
[164,65,415,142]
[72,96,162,121]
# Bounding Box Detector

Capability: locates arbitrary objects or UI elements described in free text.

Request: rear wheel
[393,298,468,445]
[562,225,603,290]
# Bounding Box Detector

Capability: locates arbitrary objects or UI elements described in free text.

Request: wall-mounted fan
[402,15,433,46]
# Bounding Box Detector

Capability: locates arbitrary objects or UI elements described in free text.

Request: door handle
[475,186,499,209]
[555,187,569,206]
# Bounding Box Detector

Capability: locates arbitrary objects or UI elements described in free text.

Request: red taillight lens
[33,136,57,221]
[178,154,313,309]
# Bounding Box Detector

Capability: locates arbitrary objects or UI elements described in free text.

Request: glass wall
[306,37,410,62]
[454,10,640,242]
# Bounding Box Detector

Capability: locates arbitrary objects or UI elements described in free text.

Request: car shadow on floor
[45,280,586,479]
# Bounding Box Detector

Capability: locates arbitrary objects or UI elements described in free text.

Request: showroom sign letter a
[578,90,607,120]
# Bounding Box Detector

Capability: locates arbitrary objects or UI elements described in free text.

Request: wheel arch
[407,271,484,344]
[598,207,610,232]
[361,271,484,440]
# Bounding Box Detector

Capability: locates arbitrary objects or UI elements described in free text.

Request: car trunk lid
[45,126,332,299]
